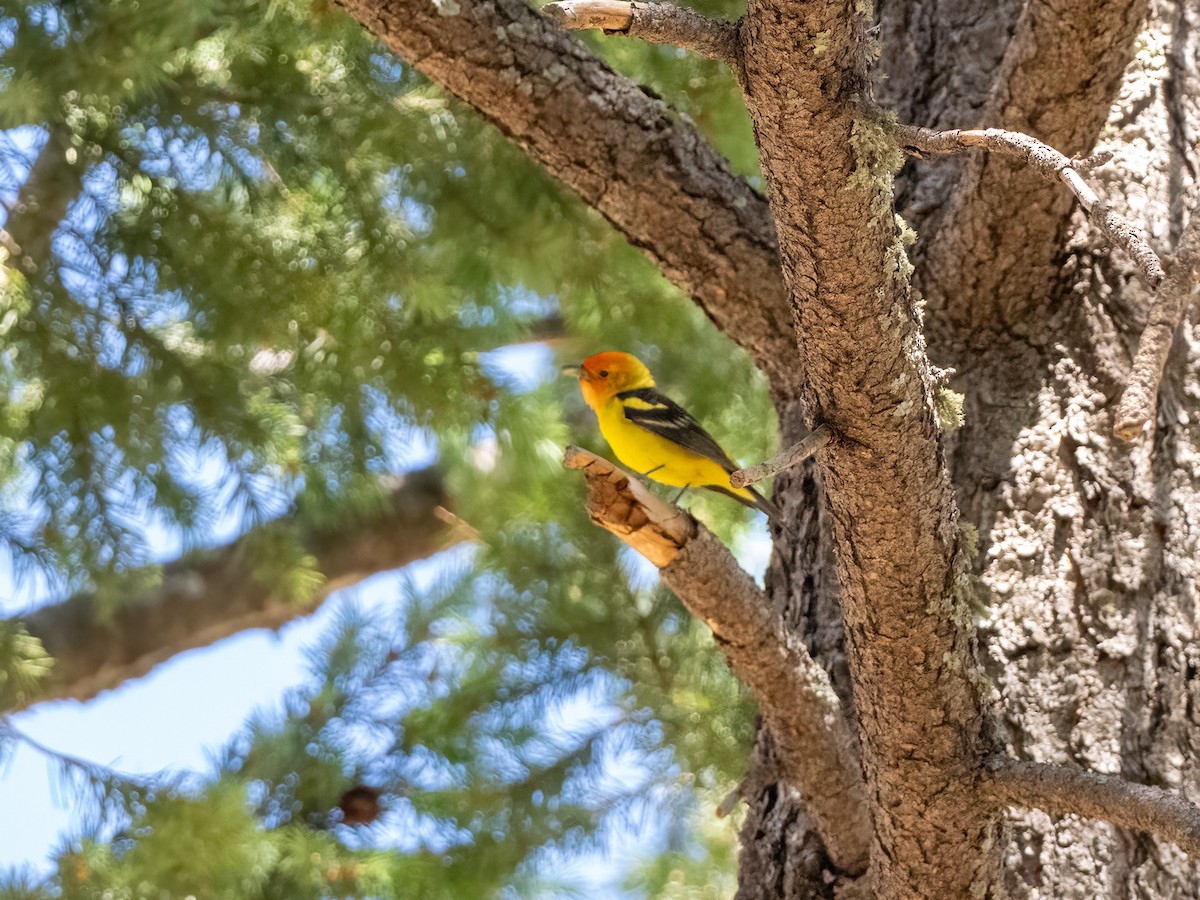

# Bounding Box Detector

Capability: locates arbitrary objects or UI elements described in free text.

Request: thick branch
[1114,212,1200,439]
[332,0,798,395]
[563,446,871,875]
[895,123,1165,289]
[11,468,461,710]
[730,423,833,488]
[983,760,1200,856]
[540,1,738,66]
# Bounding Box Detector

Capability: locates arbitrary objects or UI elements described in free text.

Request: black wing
[616,387,738,472]
[619,387,790,529]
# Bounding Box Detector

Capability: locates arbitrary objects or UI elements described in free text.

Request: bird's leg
[670,484,690,504]
[640,465,664,478]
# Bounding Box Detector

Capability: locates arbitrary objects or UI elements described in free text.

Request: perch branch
[983,759,1200,855]
[563,445,694,566]
[730,423,834,488]
[1113,213,1200,440]
[563,446,871,874]
[893,123,1166,289]
[540,0,738,65]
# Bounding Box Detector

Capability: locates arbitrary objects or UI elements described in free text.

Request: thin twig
[715,784,742,818]
[541,0,739,66]
[893,123,1166,289]
[730,424,834,488]
[1113,214,1200,440]
[1073,150,1115,172]
[983,758,1200,855]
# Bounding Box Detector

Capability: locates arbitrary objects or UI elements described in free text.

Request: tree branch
[9,468,462,710]
[894,123,1165,289]
[563,445,871,875]
[1113,212,1200,440]
[730,423,833,488]
[983,759,1200,856]
[332,0,799,395]
[3,123,82,276]
[540,1,739,66]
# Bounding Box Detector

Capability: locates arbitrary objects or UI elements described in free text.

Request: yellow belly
[596,401,741,494]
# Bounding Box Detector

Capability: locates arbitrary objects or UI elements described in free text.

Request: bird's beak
[560,364,583,379]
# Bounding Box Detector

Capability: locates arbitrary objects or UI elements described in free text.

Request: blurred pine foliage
[0,0,776,894]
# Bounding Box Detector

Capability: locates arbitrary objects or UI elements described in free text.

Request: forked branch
[893,123,1166,289]
[541,0,738,66]
[563,446,871,875]
[1113,214,1200,440]
[894,121,1200,443]
[984,759,1200,855]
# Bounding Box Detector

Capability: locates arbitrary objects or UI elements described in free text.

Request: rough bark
[984,760,1200,857]
[968,2,1200,891]
[330,0,800,395]
[736,0,999,890]
[893,0,1200,895]
[10,467,458,709]
[563,446,872,874]
[542,0,739,65]
[917,0,1151,329]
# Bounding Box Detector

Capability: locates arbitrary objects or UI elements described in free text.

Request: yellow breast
[595,398,737,490]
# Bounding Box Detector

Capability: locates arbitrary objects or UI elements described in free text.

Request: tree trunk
[738,0,1200,896]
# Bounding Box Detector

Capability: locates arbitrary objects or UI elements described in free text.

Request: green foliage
[1,0,778,892]
[238,521,325,604]
[0,622,53,708]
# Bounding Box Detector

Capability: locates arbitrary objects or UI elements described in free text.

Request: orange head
[577,351,655,410]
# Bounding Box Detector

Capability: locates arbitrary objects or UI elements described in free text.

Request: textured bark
[895,0,1200,895]
[331,0,800,395]
[984,760,1200,857]
[564,446,872,874]
[1114,214,1200,438]
[918,0,1151,329]
[542,0,739,65]
[736,0,998,891]
[961,2,1200,892]
[11,468,457,709]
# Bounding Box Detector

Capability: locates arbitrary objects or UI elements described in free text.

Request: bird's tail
[746,485,794,536]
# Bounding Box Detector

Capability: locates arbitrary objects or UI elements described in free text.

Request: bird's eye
[599,370,609,378]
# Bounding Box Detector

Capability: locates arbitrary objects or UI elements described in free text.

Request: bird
[569,350,784,526]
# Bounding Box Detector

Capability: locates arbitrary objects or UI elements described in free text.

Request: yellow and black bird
[570,350,783,525]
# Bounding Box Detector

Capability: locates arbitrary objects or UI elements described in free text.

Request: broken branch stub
[562,446,694,566]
